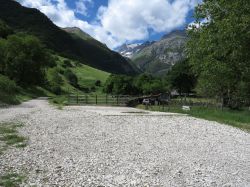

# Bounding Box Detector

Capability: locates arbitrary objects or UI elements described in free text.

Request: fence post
[85,95,88,104]
[96,95,98,105]
[76,92,79,105]
[106,94,108,105]
[117,95,119,105]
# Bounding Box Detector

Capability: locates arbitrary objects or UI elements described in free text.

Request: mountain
[131,30,188,76]
[0,0,136,75]
[117,41,155,58]
[62,27,113,54]
[63,27,93,40]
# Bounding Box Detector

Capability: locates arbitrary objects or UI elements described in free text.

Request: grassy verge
[137,105,250,131]
[0,173,26,187]
[0,86,54,106]
[0,122,27,154]
[0,123,27,186]
[48,95,68,109]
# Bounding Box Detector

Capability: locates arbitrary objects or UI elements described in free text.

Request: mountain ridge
[129,30,188,76]
[0,0,136,75]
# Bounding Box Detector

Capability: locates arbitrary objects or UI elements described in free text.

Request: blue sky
[18,0,201,49]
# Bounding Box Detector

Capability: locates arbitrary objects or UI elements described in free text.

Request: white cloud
[75,0,92,16]
[17,0,201,49]
[98,0,200,43]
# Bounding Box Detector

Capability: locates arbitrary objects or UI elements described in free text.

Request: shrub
[50,85,62,95]
[95,80,101,87]
[90,86,96,92]
[62,59,72,68]
[47,68,63,95]
[0,20,13,39]
[64,69,78,87]
[0,74,17,94]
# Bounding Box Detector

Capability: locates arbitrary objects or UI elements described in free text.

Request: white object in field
[182,106,191,111]
[142,99,150,105]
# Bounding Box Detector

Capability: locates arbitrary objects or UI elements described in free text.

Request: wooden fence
[67,94,138,106]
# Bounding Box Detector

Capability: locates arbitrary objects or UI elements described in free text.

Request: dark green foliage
[104,74,166,95]
[0,19,13,38]
[134,74,166,94]
[90,86,96,92]
[187,0,250,108]
[104,75,136,95]
[166,60,196,95]
[0,74,18,95]
[2,33,51,85]
[64,69,78,87]
[0,39,6,74]
[0,0,136,75]
[95,80,101,87]
[62,59,73,68]
[48,68,63,95]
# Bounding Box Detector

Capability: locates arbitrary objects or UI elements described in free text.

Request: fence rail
[67,94,138,106]
[67,94,250,108]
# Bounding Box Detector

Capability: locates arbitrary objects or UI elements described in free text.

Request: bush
[47,68,63,95]
[0,74,17,94]
[95,80,101,87]
[62,59,72,68]
[90,86,96,92]
[50,85,62,95]
[0,20,13,39]
[64,69,78,87]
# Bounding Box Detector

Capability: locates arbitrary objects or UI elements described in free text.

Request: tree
[0,39,6,74]
[167,60,196,95]
[0,20,13,38]
[187,0,250,108]
[4,33,51,85]
[95,80,101,87]
[64,69,78,87]
[104,74,167,95]
[48,68,63,95]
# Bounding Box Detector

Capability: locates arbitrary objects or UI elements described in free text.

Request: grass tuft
[0,173,26,187]
[0,122,27,154]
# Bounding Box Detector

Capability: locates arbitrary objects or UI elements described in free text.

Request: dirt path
[0,99,250,186]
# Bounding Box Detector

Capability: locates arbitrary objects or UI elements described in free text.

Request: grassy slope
[73,65,110,93]
[0,56,110,105]
[54,56,110,94]
[138,105,250,132]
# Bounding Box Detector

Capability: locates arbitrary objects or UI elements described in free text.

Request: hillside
[50,56,110,94]
[129,31,188,76]
[0,0,136,75]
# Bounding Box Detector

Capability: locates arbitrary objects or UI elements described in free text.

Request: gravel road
[0,99,250,186]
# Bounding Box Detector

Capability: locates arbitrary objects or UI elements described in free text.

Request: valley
[0,0,249,186]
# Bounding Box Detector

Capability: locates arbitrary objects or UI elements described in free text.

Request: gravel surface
[0,99,250,186]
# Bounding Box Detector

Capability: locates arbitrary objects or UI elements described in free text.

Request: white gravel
[0,99,250,186]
